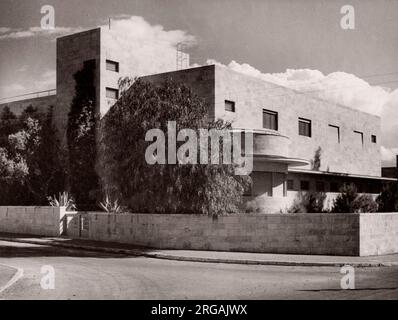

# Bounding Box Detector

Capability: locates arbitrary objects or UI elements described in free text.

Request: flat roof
[288,168,397,181]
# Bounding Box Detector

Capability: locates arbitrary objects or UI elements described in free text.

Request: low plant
[331,183,378,213]
[288,191,327,213]
[99,194,123,213]
[376,182,398,212]
[48,191,76,211]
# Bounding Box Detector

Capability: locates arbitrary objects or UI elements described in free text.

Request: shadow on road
[299,287,398,292]
[0,232,154,259]
[0,243,138,258]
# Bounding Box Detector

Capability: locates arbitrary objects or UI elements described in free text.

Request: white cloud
[381,146,398,167]
[101,16,195,77]
[0,70,55,99]
[0,26,83,41]
[0,27,11,34]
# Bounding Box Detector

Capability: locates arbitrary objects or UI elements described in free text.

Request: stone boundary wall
[0,206,72,237]
[70,212,361,256]
[1,207,397,256]
[360,213,398,256]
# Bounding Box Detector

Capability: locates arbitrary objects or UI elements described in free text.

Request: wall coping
[80,212,379,218]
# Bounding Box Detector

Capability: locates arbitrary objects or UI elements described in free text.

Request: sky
[0,0,397,165]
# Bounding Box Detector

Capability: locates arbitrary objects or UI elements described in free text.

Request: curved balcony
[233,128,309,167]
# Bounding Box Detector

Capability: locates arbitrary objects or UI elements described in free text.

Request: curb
[0,263,24,295]
[0,236,392,268]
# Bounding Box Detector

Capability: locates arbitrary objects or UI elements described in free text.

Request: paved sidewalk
[1,232,398,268]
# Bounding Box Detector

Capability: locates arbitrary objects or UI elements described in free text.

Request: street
[0,240,397,300]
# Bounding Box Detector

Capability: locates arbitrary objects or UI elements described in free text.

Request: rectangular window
[263,109,278,130]
[298,118,311,137]
[316,181,325,192]
[354,130,364,146]
[300,180,310,191]
[371,135,377,143]
[328,125,340,143]
[330,182,339,192]
[106,87,119,100]
[106,60,119,72]
[287,179,294,191]
[225,100,235,112]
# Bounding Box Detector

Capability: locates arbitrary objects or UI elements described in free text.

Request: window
[371,135,377,143]
[106,87,119,99]
[225,100,235,112]
[263,109,278,130]
[287,179,294,191]
[330,182,339,192]
[298,118,311,137]
[354,130,364,146]
[300,180,310,191]
[328,125,340,143]
[252,172,272,196]
[316,181,325,192]
[106,60,119,72]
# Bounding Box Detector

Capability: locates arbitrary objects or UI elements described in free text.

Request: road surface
[0,240,397,299]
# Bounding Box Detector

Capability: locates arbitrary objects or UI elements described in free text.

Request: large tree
[0,106,66,205]
[98,78,250,215]
[67,60,99,208]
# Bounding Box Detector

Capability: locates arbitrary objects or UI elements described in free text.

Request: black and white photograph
[0,0,397,308]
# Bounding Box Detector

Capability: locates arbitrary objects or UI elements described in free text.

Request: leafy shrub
[48,192,76,211]
[331,183,378,213]
[0,106,66,205]
[99,194,123,213]
[376,182,398,212]
[288,191,327,213]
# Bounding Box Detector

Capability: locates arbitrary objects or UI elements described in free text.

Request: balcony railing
[0,89,56,104]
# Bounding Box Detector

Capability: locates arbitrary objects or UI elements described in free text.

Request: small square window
[316,181,325,192]
[371,135,377,143]
[106,87,119,100]
[300,180,310,191]
[106,60,119,72]
[287,179,294,190]
[225,100,235,112]
[263,109,278,130]
[298,118,311,137]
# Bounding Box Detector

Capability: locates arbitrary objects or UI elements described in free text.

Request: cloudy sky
[0,0,397,165]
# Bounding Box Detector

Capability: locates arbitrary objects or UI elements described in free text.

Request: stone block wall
[0,206,72,237]
[81,212,361,256]
[360,213,398,255]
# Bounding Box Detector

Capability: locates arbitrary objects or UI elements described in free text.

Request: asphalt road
[0,240,397,300]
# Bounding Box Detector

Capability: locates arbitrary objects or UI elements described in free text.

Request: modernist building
[1,27,396,212]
